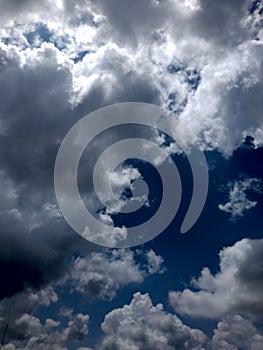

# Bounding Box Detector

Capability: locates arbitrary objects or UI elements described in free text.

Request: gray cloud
[1,309,90,350]
[0,43,73,189]
[63,249,165,300]
[211,314,263,350]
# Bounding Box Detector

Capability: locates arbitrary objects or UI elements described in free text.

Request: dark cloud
[0,218,74,299]
[1,309,90,349]
[0,45,73,189]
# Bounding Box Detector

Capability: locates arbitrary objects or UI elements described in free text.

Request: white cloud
[218,178,262,220]
[83,223,128,247]
[99,292,207,350]
[145,249,166,274]
[169,238,263,319]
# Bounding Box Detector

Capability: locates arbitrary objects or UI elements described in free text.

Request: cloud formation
[0,0,263,348]
[169,238,263,319]
[99,292,207,350]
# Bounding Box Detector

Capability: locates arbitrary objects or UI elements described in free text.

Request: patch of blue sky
[73,50,90,63]
[24,22,52,45]
[167,92,188,114]
[249,0,262,14]
[167,62,201,91]
[1,37,10,45]
[167,63,184,74]
[186,68,201,90]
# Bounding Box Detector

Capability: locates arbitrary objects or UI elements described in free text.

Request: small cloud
[218,178,262,221]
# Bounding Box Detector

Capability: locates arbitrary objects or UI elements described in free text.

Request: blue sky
[0,1,263,349]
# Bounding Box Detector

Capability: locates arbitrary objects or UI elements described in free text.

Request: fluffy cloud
[218,178,262,220]
[211,314,263,350]
[1,0,262,157]
[64,249,165,300]
[99,292,207,350]
[169,238,263,319]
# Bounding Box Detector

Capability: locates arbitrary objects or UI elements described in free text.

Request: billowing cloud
[1,0,262,157]
[99,292,207,350]
[169,238,263,319]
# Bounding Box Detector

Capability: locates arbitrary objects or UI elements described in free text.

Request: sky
[0,0,263,349]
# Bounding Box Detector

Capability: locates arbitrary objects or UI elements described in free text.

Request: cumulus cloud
[218,178,262,220]
[99,292,207,350]
[64,249,165,300]
[169,238,263,319]
[211,314,263,350]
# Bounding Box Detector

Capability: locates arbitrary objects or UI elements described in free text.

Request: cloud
[1,309,90,350]
[64,249,165,300]
[169,238,263,319]
[0,1,263,348]
[0,41,74,190]
[0,247,164,346]
[211,314,263,350]
[99,292,207,350]
[0,286,58,322]
[1,0,262,158]
[0,35,165,300]
[218,178,262,220]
